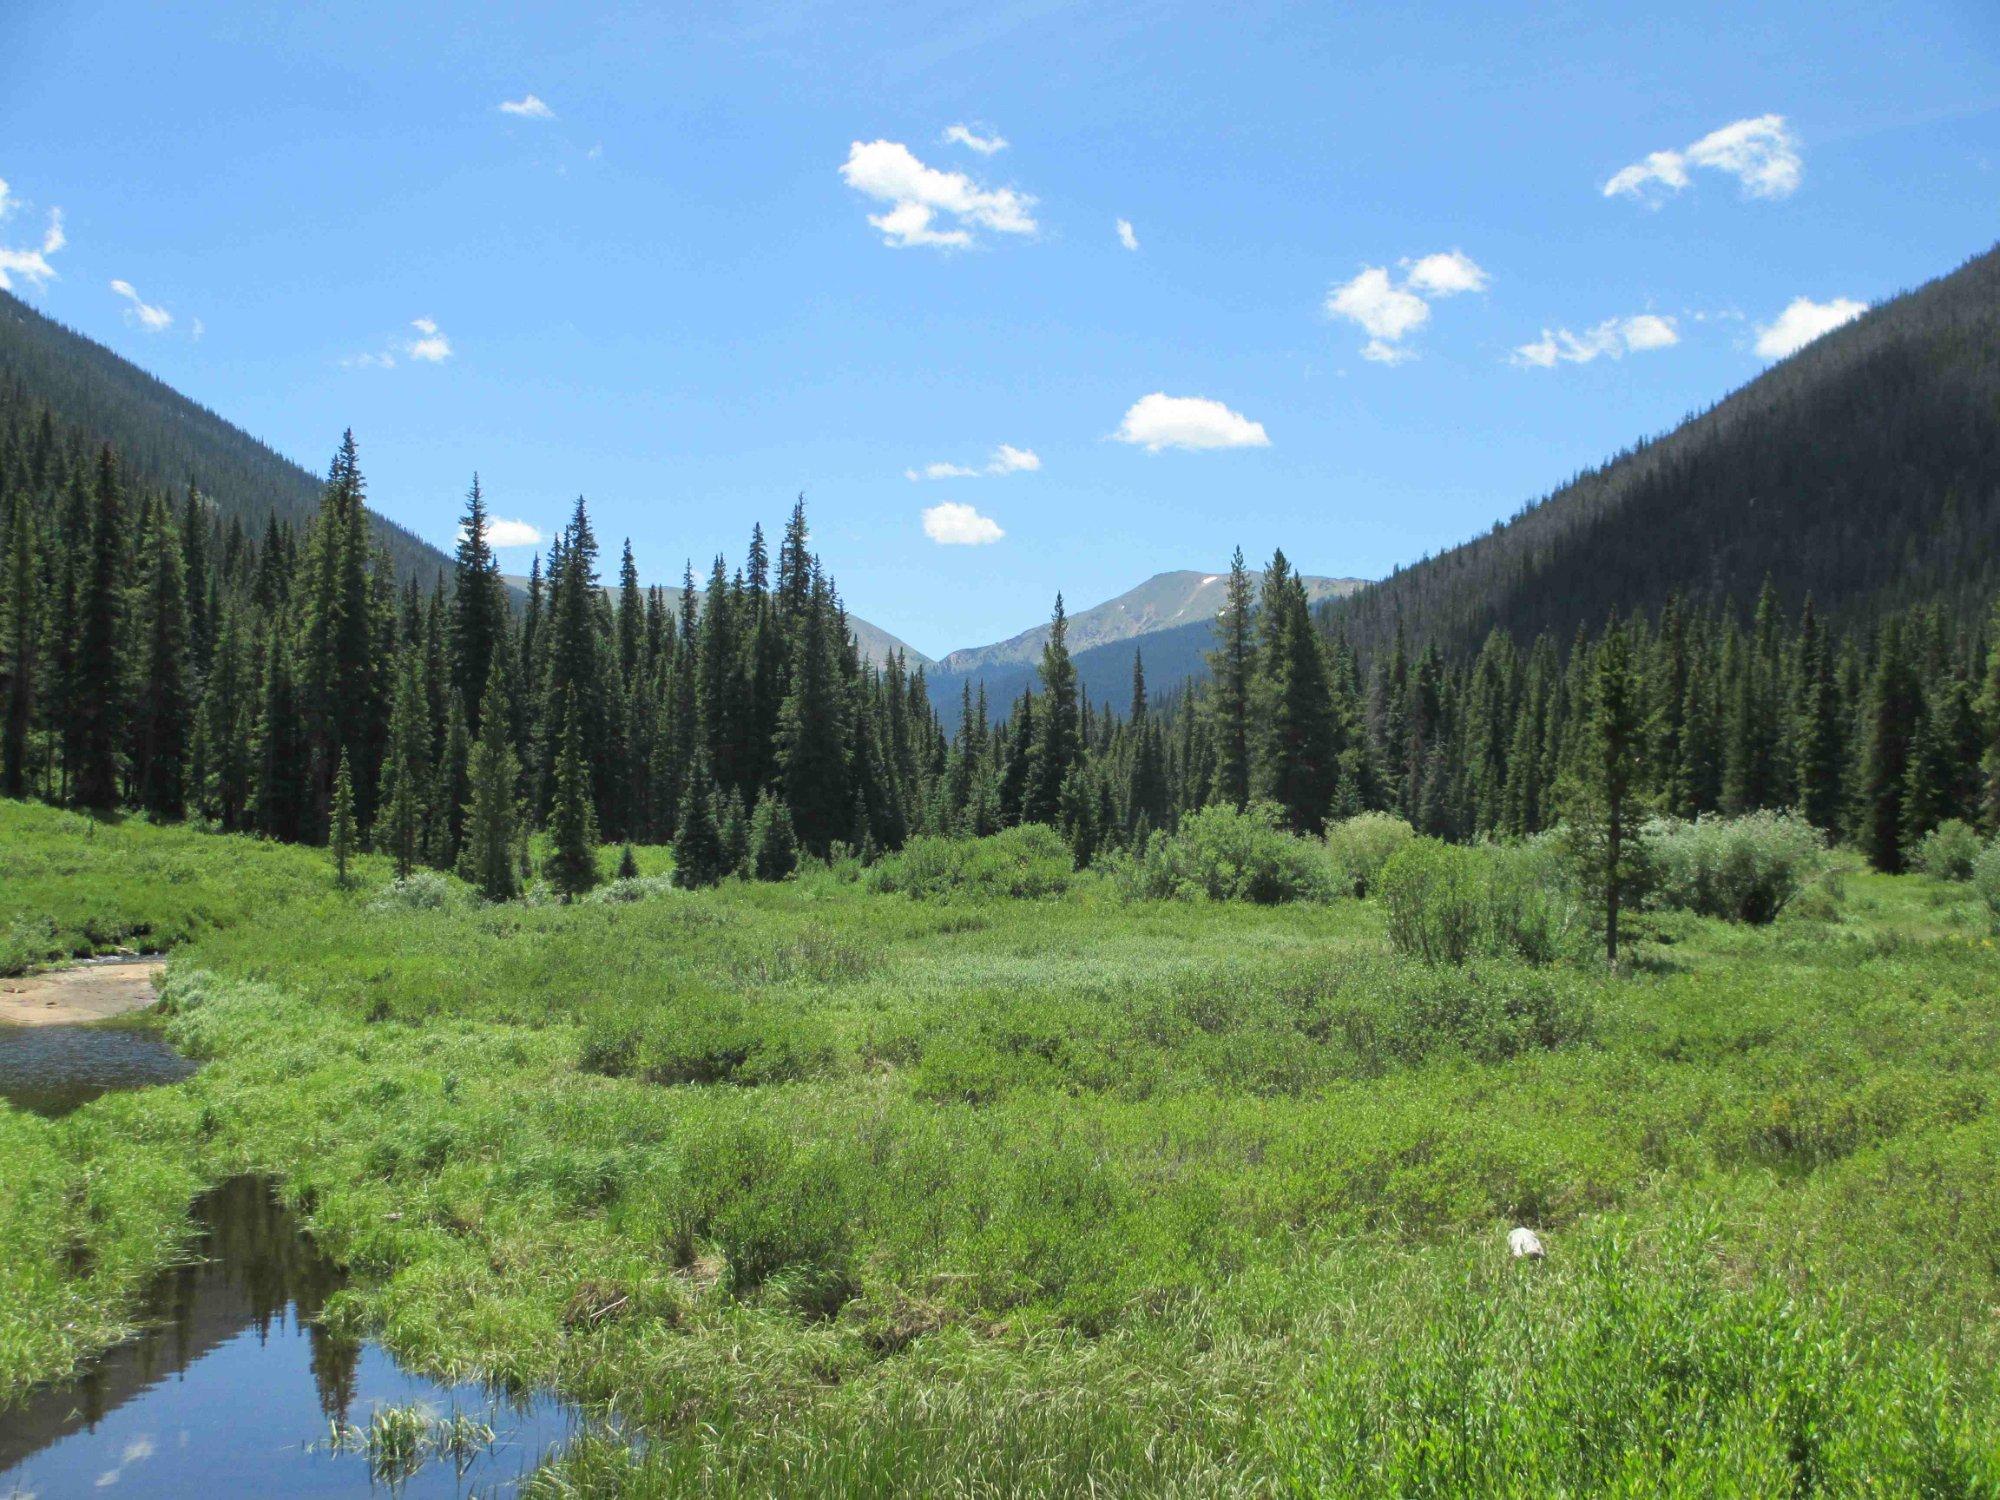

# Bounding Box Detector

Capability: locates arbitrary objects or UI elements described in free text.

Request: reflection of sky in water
[0,1179,585,1498]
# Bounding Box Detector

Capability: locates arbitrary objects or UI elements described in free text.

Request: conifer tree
[672,751,725,889]
[1207,547,1255,810]
[0,489,37,797]
[459,666,521,901]
[132,505,190,819]
[71,446,127,811]
[1023,595,1078,825]
[544,688,601,900]
[329,749,358,887]
[378,648,430,877]
[1855,619,1919,871]
[1567,622,1648,967]
[750,789,799,880]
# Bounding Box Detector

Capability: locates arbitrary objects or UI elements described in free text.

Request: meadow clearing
[2,797,1998,1495]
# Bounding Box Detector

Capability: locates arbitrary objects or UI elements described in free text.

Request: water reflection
[0,1177,583,1497]
[0,1023,197,1116]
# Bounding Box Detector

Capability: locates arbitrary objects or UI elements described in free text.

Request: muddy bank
[0,957,166,1027]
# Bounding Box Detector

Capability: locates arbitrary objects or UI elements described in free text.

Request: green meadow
[3,796,1998,1494]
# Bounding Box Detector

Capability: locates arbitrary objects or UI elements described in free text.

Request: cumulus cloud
[476,518,543,548]
[943,123,1007,155]
[1403,250,1488,296]
[922,501,1005,545]
[1113,393,1269,453]
[840,139,1037,249]
[109,278,173,332]
[1325,252,1486,363]
[408,316,452,363]
[1753,295,1867,359]
[1116,218,1139,251]
[498,94,555,120]
[0,179,65,291]
[1604,114,1801,203]
[1512,314,1680,368]
[905,445,1042,481]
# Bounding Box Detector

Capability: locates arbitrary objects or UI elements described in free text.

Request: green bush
[580,997,834,1086]
[1323,812,1415,897]
[1378,837,1590,965]
[1641,810,1828,924]
[867,826,1073,901]
[1377,839,1484,963]
[367,872,465,912]
[583,875,678,905]
[1913,818,1985,882]
[1108,803,1333,904]
[1974,838,2000,925]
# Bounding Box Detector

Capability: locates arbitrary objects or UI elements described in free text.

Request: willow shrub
[1378,837,1590,966]
[866,825,1074,901]
[1108,802,1334,904]
[1914,818,1986,882]
[1641,810,1828,924]
[1323,812,1416,897]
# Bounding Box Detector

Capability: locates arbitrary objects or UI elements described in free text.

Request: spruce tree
[459,666,521,901]
[672,751,725,889]
[1855,620,1920,871]
[71,446,127,811]
[1207,547,1255,810]
[1023,595,1078,825]
[0,489,37,797]
[750,789,799,880]
[378,647,430,877]
[544,688,601,900]
[132,506,190,819]
[329,750,358,887]
[1567,622,1648,967]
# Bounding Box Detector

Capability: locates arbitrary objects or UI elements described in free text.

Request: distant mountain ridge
[936,569,1364,675]
[925,568,1367,714]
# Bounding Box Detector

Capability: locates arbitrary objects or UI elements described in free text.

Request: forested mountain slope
[0,290,454,586]
[1326,243,2000,658]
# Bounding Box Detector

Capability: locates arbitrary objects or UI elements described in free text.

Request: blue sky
[5,1,1997,657]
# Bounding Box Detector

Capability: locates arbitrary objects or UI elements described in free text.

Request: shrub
[1378,837,1591,966]
[1108,803,1333,904]
[1641,811,1828,924]
[867,826,1073,901]
[0,915,61,977]
[579,997,834,1086]
[366,872,464,913]
[584,875,677,905]
[1377,839,1484,964]
[1913,818,1984,882]
[1324,812,1415,898]
[1974,838,2000,925]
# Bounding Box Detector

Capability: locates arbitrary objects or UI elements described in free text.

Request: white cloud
[109,278,173,332]
[408,316,452,363]
[1116,218,1139,251]
[1325,253,1488,363]
[0,179,65,291]
[943,123,1008,155]
[1113,393,1270,453]
[1605,114,1801,202]
[906,444,1042,481]
[341,351,396,370]
[498,94,555,120]
[1512,314,1680,368]
[1403,250,1488,297]
[1753,295,1867,359]
[479,518,543,548]
[840,139,1037,249]
[922,501,1005,545]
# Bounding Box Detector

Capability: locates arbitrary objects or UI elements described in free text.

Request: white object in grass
[1508,1226,1545,1260]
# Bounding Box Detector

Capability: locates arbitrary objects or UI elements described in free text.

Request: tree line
[3,399,1997,890]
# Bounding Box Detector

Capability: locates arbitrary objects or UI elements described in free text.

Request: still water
[0,1022,196,1116]
[0,1177,588,1498]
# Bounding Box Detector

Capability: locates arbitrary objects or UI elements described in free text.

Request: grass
[2,796,1997,1493]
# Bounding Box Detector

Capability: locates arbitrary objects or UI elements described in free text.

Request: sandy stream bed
[0,960,167,1027]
